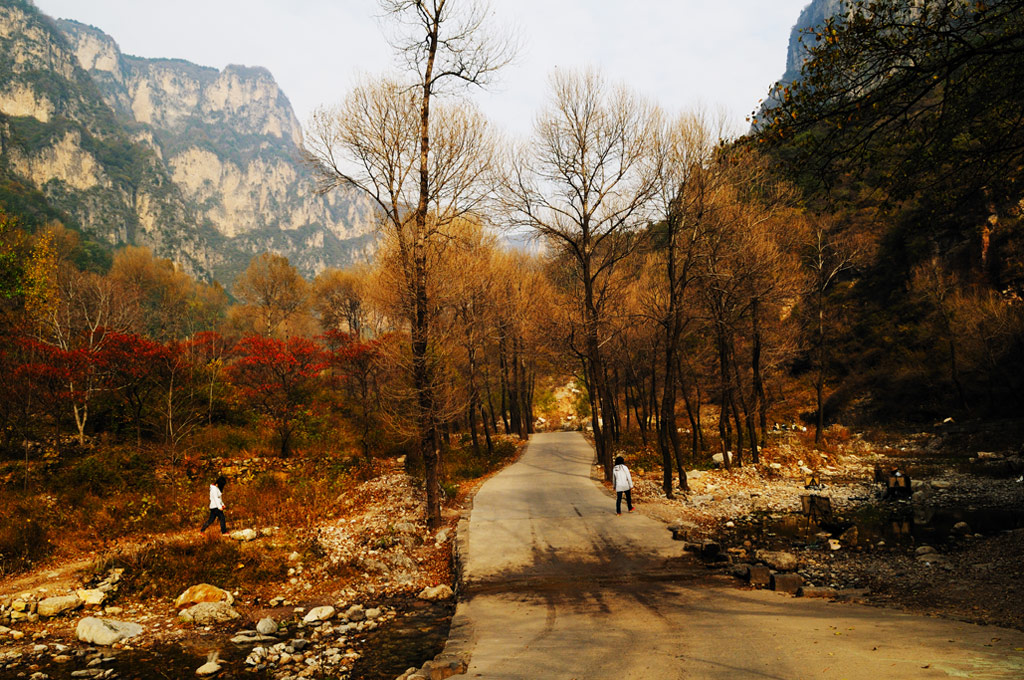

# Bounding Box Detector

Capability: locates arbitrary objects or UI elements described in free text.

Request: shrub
[0,503,54,577]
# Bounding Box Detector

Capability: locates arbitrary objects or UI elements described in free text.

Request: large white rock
[302,606,335,623]
[75,617,143,646]
[37,595,81,618]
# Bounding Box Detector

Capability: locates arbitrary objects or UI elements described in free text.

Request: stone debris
[417,585,454,601]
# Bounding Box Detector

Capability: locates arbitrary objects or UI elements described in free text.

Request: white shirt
[209,484,224,510]
[612,464,634,492]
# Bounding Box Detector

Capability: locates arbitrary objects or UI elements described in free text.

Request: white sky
[33,0,809,139]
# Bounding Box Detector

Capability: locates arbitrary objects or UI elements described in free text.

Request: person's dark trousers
[616,490,633,514]
[201,508,227,533]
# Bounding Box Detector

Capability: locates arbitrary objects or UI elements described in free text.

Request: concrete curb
[397,437,531,679]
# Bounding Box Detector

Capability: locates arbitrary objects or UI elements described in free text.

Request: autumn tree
[502,69,660,478]
[36,263,139,445]
[110,246,225,340]
[646,111,727,494]
[229,335,328,457]
[313,267,373,338]
[304,0,514,528]
[233,253,310,338]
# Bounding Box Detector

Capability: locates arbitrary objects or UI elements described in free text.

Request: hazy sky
[33,0,809,138]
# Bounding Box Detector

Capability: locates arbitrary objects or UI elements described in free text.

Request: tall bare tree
[503,69,660,479]
[305,0,513,528]
[648,111,726,495]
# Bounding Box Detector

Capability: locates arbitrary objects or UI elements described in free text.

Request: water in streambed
[13,599,454,680]
[730,504,1024,551]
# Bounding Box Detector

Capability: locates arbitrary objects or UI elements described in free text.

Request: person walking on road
[200,475,228,534]
[613,456,634,515]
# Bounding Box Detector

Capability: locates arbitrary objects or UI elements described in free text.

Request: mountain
[0,0,374,282]
[780,0,844,84]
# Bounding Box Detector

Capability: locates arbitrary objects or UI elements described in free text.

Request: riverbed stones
[75,589,107,608]
[343,604,365,622]
[799,586,838,598]
[756,550,799,571]
[748,565,772,587]
[196,658,221,676]
[180,602,240,625]
[302,606,335,623]
[75,617,143,646]
[37,595,81,618]
[418,584,454,601]
[229,528,258,542]
[915,545,937,556]
[770,572,804,594]
[174,584,234,609]
[952,521,971,535]
[256,617,278,635]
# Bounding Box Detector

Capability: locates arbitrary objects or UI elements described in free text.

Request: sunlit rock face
[0,1,373,282]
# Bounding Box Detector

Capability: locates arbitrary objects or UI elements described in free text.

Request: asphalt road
[450,431,1024,679]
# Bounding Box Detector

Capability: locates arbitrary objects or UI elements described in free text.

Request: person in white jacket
[200,475,228,534]
[612,456,634,515]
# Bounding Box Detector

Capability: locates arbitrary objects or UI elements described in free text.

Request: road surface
[450,431,1024,679]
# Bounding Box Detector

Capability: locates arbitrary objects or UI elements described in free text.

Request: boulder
[365,607,382,620]
[196,660,221,676]
[229,528,258,542]
[256,617,278,635]
[344,604,365,622]
[75,617,143,646]
[418,584,454,601]
[915,545,937,556]
[952,521,971,535]
[668,521,699,540]
[174,585,234,609]
[748,565,771,587]
[912,486,934,503]
[799,586,838,598]
[182,602,240,625]
[37,595,81,618]
[75,589,107,607]
[838,525,859,547]
[302,606,335,623]
[756,550,799,571]
[711,452,733,466]
[770,572,804,594]
[930,480,953,490]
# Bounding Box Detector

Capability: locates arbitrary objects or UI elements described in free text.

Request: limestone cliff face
[57,18,374,280]
[0,0,209,274]
[781,0,846,84]
[0,0,373,283]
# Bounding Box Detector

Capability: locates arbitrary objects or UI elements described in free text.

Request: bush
[94,538,288,601]
[0,503,54,577]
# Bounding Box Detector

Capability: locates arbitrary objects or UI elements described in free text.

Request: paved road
[451,431,1024,679]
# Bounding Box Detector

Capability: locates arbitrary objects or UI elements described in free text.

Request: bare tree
[502,69,660,479]
[304,0,514,528]
[648,111,726,495]
[804,221,856,445]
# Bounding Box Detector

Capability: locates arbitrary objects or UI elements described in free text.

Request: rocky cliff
[780,0,845,84]
[0,0,373,282]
